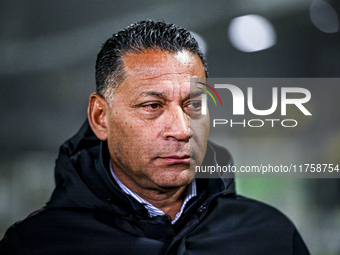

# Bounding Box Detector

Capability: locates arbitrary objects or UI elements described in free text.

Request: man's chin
[152,170,194,189]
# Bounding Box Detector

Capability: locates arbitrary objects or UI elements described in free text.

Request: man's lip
[163,155,190,158]
[159,155,190,163]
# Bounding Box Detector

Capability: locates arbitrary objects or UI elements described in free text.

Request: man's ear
[88,93,109,141]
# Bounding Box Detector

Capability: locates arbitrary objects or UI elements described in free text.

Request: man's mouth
[159,155,191,163]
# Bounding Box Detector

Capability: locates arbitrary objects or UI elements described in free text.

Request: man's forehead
[134,79,192,98]
[122,50,205,79]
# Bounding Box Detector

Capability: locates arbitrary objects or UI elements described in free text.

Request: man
[0,20,310,254]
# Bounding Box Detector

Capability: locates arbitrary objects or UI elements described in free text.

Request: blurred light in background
[190,31,207,55]
[228,14,276,53]
[310,0,339,33]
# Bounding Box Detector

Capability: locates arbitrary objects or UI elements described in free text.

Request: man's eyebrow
[190,91,205,98]
[139,91,167,99]
[138,90,204,100]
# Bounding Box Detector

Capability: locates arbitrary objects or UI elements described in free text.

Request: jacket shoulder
[186,195,310,254]
[0,208,90,254]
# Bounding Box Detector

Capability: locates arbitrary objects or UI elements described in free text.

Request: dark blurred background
[0,0,339,254]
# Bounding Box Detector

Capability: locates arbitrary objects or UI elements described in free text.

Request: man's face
[105,50,209,191]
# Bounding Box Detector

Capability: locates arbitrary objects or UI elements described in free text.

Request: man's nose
[162,107,191,142]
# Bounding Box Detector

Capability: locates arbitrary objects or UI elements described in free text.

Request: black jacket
[0,121,310,255]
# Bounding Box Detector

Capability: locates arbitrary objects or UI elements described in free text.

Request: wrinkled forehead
[122,50,205,80]
[111,50,206,102]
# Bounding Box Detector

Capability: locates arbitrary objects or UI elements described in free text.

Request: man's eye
[145,103,161,109]
[190,102,201,109]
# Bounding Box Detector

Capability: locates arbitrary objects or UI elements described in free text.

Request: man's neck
[135,185,187,220]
